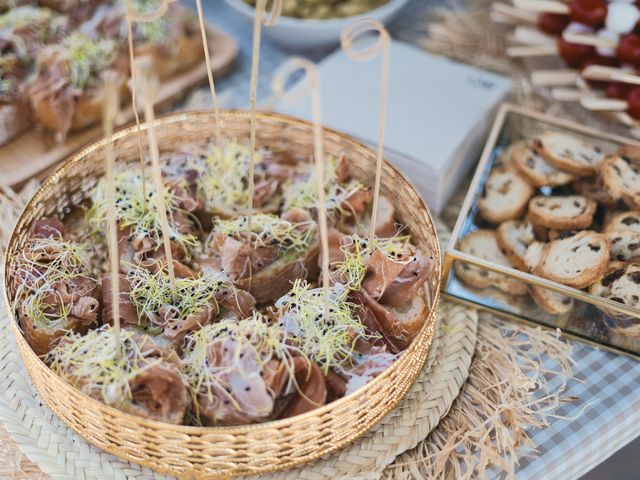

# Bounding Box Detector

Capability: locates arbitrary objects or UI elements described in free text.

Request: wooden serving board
[0,23,238,187]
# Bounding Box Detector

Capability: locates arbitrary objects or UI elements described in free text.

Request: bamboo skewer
[513,26,556,46]
[531,69,579,86]
[562,32,616,49]
[247,0,282,234]
[195,0,222,145]
[123,0,178,208]
[580,96,628,111]
[491,2,538,24]
[124,10,149,208]
[512,0,569,14]
[506,44,557,57]
[581,65,640,86]
[270,58,331,318]
[133,57,177,300]
[340,19,391,242]
[102,70,122,357]
[550,87,592,101]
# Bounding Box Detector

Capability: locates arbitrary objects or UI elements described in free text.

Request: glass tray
[443,103,640,358]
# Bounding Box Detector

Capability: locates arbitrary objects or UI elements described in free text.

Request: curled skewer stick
[123,0,179,209]
[133,57,177,300]
[195,0,222,145]
[248,0,283,233]
[124,0,177,22]
[512,0,569,14]
[271,58,330,318]
[531,69,579,86]
[340,19,391,241]
[126,18,147,207]
[102,70,122,357]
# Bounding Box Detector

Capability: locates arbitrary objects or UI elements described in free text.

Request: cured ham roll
[87,169,199,273]
[182,315,327,426]
[47,326,190,424]
[0,6,68,145]
[102,265,255,345]
[11,218,100,356]
[282,154,373,226]
[93,1,203,80]
[199,213,319,303]
[274,280,374,370]
[163,142,302,223]
[325,233,434,352]
[28,32,124,139]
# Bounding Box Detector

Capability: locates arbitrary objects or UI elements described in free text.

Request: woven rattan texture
[2,111,450,479]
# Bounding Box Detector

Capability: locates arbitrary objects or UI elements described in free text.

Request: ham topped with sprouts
[11,141,435,426]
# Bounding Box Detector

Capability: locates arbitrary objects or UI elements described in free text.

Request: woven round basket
[2,110,441,479]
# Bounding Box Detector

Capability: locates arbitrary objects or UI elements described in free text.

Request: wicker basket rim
[3,108,442,435]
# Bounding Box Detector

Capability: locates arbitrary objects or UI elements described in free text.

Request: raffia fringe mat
[0,182,574,480]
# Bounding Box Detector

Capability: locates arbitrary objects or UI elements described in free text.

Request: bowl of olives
[224,0,410,50]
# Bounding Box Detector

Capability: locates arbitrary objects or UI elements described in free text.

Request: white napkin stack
[274,40,512,215]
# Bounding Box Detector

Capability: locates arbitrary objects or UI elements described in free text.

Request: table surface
[189,1,640,479]
[0,1,636,479]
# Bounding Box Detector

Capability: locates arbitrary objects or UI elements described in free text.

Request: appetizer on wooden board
[0,0,204,142]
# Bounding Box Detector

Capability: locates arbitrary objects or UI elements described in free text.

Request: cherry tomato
[617,34,640,66]
[626,87,640,119]
[558,38,596,68]
[580,56,621,88]
[605,82,635,99]
[569,0,607,28]
[537,13,571,35]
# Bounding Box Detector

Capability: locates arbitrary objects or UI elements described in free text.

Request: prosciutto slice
[324,370,347,401]
[342,188,373,217]
[210,232,278,281]
[351,290,402,355]
[343,351,397,396]
[32,217,65,239]
[355,288,426,352]
[361,248,432,309]
[362,249,409,300]
[279,357,327,418]
[380,252,433,308]
[127,361,190,425]
[101,274,139,327]
[198,339,276,426]
[261,357,329,418]
[156,304,215,344]
[215,286,256,319]
[253,178,280,209]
